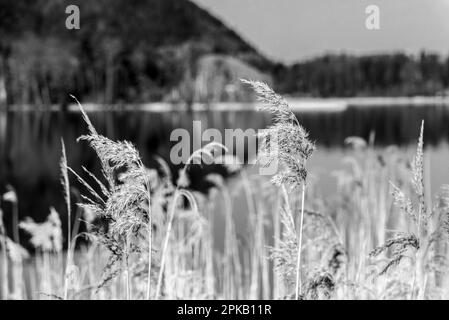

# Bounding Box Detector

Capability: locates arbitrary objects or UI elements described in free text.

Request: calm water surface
[1,101,449,245]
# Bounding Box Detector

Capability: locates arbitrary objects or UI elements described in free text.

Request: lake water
[1,98,449,245]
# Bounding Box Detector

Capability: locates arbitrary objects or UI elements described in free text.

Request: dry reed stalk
[295,183,306,299]
[0,207,8,300]
[204,199,216,297]
[60,139,72,300]
[273,188,283,297]
[68,95,154,299]
[155,141,226,299]
[368,121,437,300]
[146,205,152,300]
[243,79,315,299]
[155,188,180,299]
[208,175,243,299]
[239,171,259,298]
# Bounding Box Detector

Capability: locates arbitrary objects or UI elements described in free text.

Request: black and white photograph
[1,0,449,305]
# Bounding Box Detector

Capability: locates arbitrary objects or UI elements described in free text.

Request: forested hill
[0,0,448,104]
[276,53,449,97]
[0,0,275,104]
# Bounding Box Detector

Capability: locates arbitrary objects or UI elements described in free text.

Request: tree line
[274,52,449,97]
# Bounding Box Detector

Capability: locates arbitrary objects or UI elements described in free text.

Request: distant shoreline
[7,96,449,113]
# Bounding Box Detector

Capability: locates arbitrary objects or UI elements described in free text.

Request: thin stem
[155,189,180,299]
[63,212,72,300]
[146,215,152,300]
[1,230,8,300]
[241,171,258,298]
[295,183,306,300]
[71,208,82,242]
[12,202,19,244]
[144,170,153,300]
[125,237,131,300]
[273,189,282,298]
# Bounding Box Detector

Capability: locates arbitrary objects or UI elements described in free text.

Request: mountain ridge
[0,0,275,104]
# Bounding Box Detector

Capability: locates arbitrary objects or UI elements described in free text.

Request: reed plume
[243,79,315,299]
[69,95,152,299]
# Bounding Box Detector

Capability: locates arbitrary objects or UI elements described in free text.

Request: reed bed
[1,81,449,300]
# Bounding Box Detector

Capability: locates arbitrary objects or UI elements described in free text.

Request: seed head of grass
[269,207,298,287]
[69,96,154,291]
[242,79,315,190]
[411,120,427,229]
[304,269,335,300]
[390,182,416,223]
[370,232,419,275]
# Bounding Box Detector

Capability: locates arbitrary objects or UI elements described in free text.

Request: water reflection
[1,102,449,241]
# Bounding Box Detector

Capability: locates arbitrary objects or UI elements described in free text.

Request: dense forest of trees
[275,52,449,97]
[0,0,448,104]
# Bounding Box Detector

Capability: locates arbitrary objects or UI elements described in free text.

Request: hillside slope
[0,0,274,104]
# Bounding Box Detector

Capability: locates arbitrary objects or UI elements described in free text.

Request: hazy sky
[192,0,449,64]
